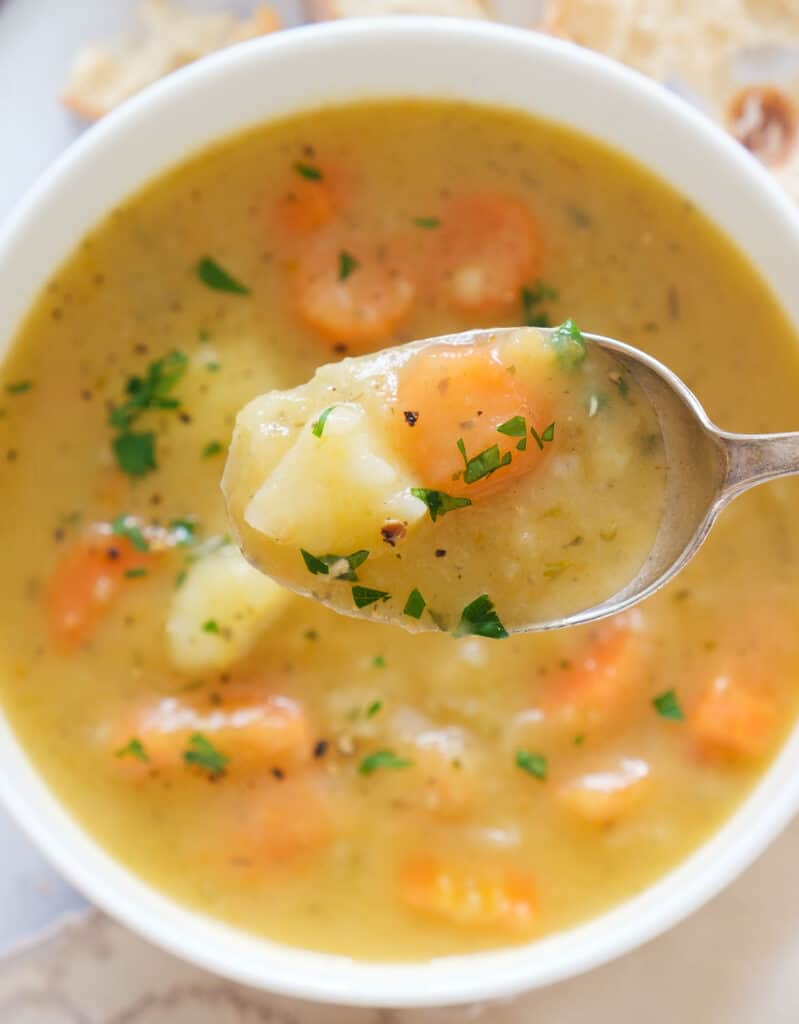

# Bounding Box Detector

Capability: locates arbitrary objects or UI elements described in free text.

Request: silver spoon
[534,327,799,632]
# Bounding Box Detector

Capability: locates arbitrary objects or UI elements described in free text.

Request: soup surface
[224,324,665,632]
[2,100,799,961]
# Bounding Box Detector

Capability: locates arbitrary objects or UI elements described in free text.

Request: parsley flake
[521,281,558,327]
[338,250,359,280]
[115,737,149,763]
[124,567,148,579]
[195,257,250,295]
[550,319,587,370]
[412,216,441,229]
[202,619,220,634]
[366,699,383,717]
[403,587,426,619]
[456,438,512,485]
[530,421,556,451]
[497,415,527,438]
[183,732,228,777]
[372,656,386,669]
[300,548,369,581]
[112,431,157,477]
[353,585,391,608]
[203,440,223,458]
[169,518,197,546]
[6,380,33,394]
[515,749,547,780]
[111,514,149,552]
[311,406,336,438]
[410,487,472,522]
[358,749,411,775]
[653,689,684,721]
[455,594,508,639]
[293,161,323,180]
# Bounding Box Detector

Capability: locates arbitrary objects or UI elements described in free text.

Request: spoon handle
[720,431,799,502]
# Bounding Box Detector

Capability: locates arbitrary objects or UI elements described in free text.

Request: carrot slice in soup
[437,191,541,313]
[690,674,777,759]
[292,234,416,351]
[46,530,150,652]
[400,855,538,931]
[395,343,550,498]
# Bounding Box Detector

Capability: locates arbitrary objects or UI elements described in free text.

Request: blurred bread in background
[61,0,279,120]
[306,1,493,17]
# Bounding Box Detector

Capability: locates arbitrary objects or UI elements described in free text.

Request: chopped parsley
[202,619,220,634]
[652,689,684,721]
[366,699,383,717]
[293,160,323,180]
[124,567,148,579]
[515,749,547,780]
[112,431,157,477]
[358,749,411,775]
[300,548,369,581]
[455,594,508,640]
[410,487,472,522]
[5,380,33,394]
[498,415,529,452]
[530,421,556,451]
[574,733,586,747]
[403,587,426,619]
[456,438,512,485]
[412,216,441,229]
[521,280,558,327]
[174,568,188,588]
[202,440,223,458]
[338,250,359,280]
[550,319,587,370]
[115,737,149,763]
[353,585,391,608]
[111,514,149,552]
[372,656,386,669]
[311,405,336,438]
[183,732,228,777]
[169,518,197,546]
[195,256,250,295]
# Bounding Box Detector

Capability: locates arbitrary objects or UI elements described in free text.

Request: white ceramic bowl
[2,17,799,1009]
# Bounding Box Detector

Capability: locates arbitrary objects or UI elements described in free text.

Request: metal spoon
[536,327,799,632]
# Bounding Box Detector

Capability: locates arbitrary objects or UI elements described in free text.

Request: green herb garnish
[410,487,472,522]
[366,700,383,717]
[652,689,684,721]
[521,281,558,327]
[550,318,587,370]
[403,587,426,619]
[300,548,369,581]
[574,733,586,747]
[115,737,149,763]
[372,656,386,669]
[195,257,250,295]
[358,749,411,775]
[530,421,556,451]
[456,438,512,485]
[202,440,223,458]
[202,619,220,634]
[169,518,197,546]
[124,567,148,579]
[455,594,508,640]
[112,431,157,477]
[338,250,359,281]
[497,415,527,437]
[111,514,149,552]
[293,161,323,181]
[515,749,547,780]
[183,732,228,777]
[412,216,441,229]
[311,406,336,438]
[5,380,33,394]
[353,585,391,609]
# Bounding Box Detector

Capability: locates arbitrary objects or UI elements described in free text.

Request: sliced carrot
[542,613,644,731]
[690,674,777,759]
[400,855,538,931]
[557,757,651,825]
[436,191,541,313]
[395,343,550,498]
[292,233,416,351]
[46,529,150,652]
[273,160,349,236]
[111,684,312,779]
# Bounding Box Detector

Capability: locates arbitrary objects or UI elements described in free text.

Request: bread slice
[307,0,493,20]
[543,0,799,199]
[62,0,280,120]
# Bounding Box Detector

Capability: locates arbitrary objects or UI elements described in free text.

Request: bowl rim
[3,15,799,1008]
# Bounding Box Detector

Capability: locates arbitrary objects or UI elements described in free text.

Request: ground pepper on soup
[1,100,799,960]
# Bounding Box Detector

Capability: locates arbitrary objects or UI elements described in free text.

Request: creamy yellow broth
[224,325,665,632]
[2,100,799,961]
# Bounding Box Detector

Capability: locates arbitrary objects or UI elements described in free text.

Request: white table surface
[2,4,799,1020]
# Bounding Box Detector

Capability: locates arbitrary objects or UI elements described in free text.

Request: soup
[1,100,799,961]
[223,324,666,632]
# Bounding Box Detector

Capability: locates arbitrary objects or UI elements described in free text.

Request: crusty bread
[543,0,799,199]
[62,0,280,120]
[307,0,493,20]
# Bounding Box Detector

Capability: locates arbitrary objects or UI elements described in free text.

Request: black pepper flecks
[403,410,419,426]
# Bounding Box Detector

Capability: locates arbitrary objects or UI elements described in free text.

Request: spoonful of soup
[222,322,797,637]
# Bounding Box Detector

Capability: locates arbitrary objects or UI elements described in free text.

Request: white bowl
[2,17,799,1009]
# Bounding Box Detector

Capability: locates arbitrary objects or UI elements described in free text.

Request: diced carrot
[690,674,777,759]
[292,233,416,351]
[400,855,538,931]
[111,684,312,779]
[542,613,644,731]
[46,528,150,652]
[435,191,542,313]
[394,343,551,498]
[557,757,650,825]
[272,159,352,237]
